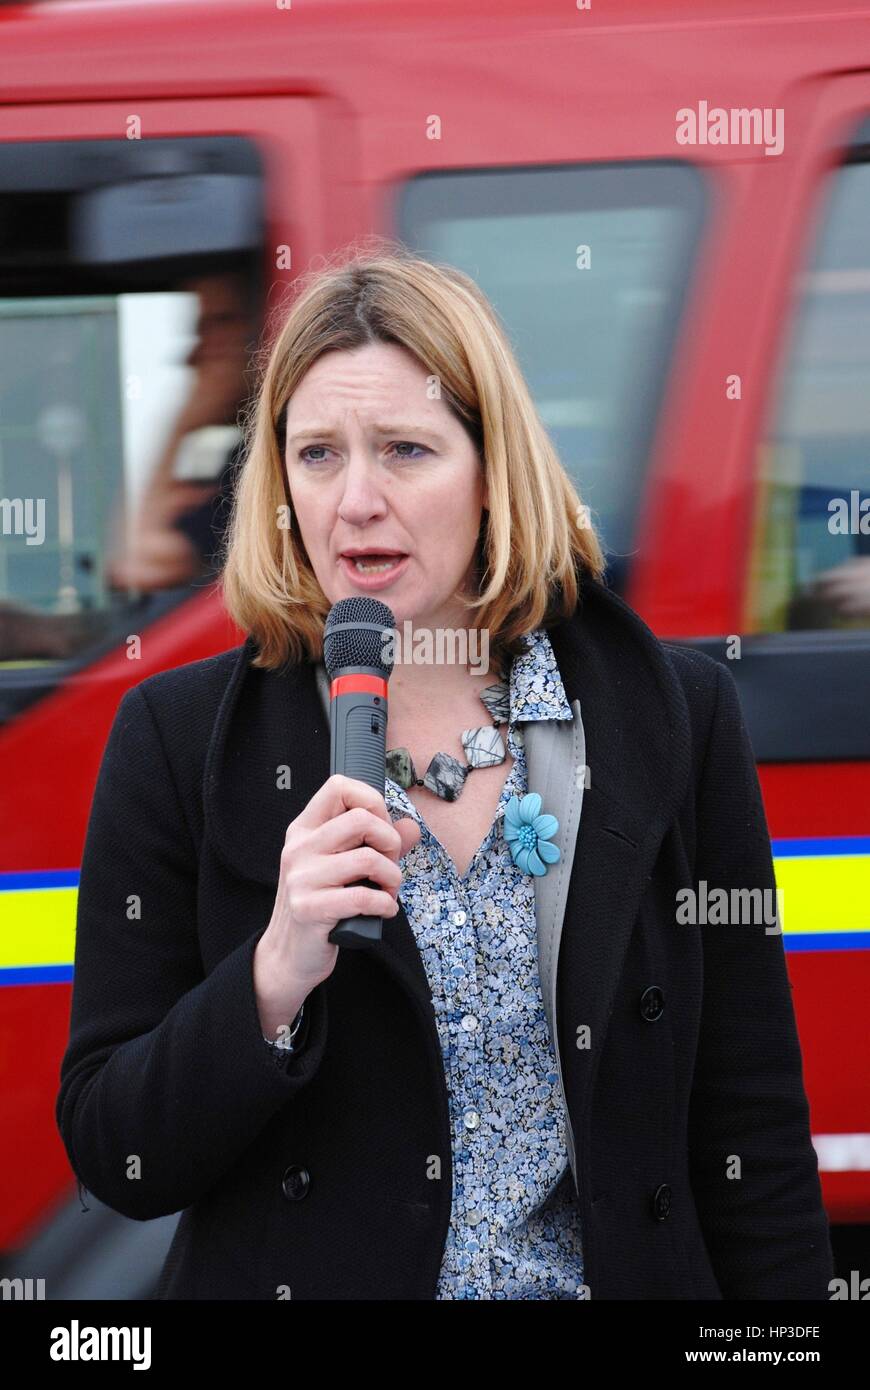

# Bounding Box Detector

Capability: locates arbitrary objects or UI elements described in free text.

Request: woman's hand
[253,774,421,1040]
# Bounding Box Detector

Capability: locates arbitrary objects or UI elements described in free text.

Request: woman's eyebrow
[288,423,447,444]
[371,423,445,440]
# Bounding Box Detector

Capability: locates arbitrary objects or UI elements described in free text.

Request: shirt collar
[506,627,574,724]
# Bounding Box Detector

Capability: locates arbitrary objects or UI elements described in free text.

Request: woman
[56,242,834,1301]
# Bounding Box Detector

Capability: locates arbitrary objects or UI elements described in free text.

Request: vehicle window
[0,137,264,679]
[746,151,870,633]
[397,161,707,593]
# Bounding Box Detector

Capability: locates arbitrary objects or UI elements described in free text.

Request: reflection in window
[0,271,257,666]
[399,162,707,594]
[747,158,870,633]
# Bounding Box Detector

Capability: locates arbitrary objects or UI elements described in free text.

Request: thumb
[395,816,422,857]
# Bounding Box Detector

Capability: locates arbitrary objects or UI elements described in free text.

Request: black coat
[56,576,834,1300]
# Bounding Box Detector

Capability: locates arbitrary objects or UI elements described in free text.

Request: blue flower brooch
[503,792,561,876]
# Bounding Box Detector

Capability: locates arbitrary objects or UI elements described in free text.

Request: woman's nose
[337,453,388,524]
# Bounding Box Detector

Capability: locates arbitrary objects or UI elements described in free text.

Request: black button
[281,1165,310,1201]
[640,986,665,1022]
[652,1183,672,1220]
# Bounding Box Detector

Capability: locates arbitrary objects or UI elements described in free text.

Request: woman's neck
[387,657,505,728]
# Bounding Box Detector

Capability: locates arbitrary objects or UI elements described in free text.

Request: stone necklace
[385,678,510,802]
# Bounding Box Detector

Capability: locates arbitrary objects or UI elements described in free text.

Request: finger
[313,806,402,858]
[292,774,393,833]
[395,817,422,858]
[318,885,401,922]
[306,845,403,895]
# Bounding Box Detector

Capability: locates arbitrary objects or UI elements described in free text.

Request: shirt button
[466,1208,483,1226]
[652,1183,672,1220]
[461,1014,478,1032]
[281,1165,311,1201]
[452,910,467,926]
[463,1110,480,1130]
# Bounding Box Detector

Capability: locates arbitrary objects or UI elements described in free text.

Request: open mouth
[343,553,407,573]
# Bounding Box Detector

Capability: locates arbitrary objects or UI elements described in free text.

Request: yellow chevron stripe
[773,856,870,935]
[1,888,77,967]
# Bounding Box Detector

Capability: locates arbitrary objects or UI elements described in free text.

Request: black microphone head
[323,597,397,680]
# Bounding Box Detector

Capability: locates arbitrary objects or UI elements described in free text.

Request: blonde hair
[219,236,606,674]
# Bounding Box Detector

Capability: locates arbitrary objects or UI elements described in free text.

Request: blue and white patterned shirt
[384,628,585,1300]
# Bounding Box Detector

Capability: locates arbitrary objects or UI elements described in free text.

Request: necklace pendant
[386,746,417,791]
[423,751,469,801]
[384,675,511,803]
[462,725,506,769]
[479,682,509,724]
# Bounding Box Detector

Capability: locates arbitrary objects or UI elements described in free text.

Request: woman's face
[283,341,488,631]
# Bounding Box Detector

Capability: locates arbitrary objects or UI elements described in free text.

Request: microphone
[323,596,397,948]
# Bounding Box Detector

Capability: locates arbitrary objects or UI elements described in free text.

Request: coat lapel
[523,705,587,1189]
[542,580,693,1169]
[202,577,693,1153]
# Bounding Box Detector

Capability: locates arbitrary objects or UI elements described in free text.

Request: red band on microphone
[330,674,388,700]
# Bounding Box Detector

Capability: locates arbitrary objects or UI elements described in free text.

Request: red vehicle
[1,0,868,1295]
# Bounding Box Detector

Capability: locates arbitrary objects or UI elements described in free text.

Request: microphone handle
[328,681,390,949]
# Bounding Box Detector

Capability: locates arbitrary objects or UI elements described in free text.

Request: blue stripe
[0,964,74,984]
[772,836,870,857]
[784,932,870,952]
[0,937,866,983]
[0,869,80,891]
[0,841,865,889]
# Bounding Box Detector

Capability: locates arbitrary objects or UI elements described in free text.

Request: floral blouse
[383,628,586,1299]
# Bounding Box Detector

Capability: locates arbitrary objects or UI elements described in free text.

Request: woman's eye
[298,441,429,465]
[390,441,428,459]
